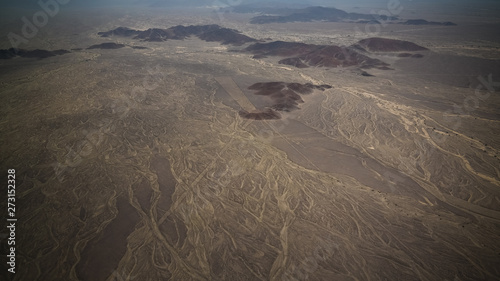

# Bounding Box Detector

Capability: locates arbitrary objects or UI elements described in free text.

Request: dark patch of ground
[87,43,126,49]
[0,48,70,59]
[76,196,140,281]
[397,53,425,58]
[239,108,281,120]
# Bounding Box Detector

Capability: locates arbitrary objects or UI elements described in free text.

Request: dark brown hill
[197,28,257,46]
[133,28,175,42]
[0,48,18,59]
[0,48,70,59]
[239,82,331,120]
[250,82,331,112]
[245,41,318,57]
[168,24,221,37]
[403,19,457,26]
[97,25,255,45]
[354,38,428,52]
[245,41,389,69]
[298,45,387,68]
[98,27,141,37]
[87,43,126,49]
[135,25,222,41]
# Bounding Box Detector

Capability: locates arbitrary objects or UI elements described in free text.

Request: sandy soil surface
[1,4,499,281]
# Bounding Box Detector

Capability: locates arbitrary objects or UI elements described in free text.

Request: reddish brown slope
[354,38,428,52]
[245,41,389,69]
[238,82,332,120]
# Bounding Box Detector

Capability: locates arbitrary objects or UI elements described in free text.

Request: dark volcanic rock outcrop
[87,43,126,49]
[403,19,457,26]
[354,38,428,52]
[98,27,141,38]
[239,82,331,120]
[246,41,389,69]
[246,41,318,57]
[130,28,172,42]
[133,25,221,41]
[297,45,387,68]
[252,82,331,111]
[0,48,18,59]
[0,48,70,59]
[98,25,256,45]
[197,28,257,46]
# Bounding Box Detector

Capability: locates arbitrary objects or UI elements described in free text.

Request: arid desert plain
[1,2,500,281]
